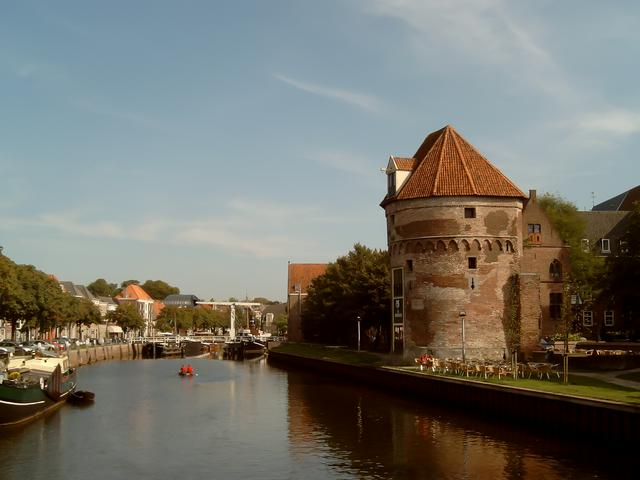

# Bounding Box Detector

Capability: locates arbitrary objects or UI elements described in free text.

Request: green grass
[272,343,640,405]
[271,343,389,366]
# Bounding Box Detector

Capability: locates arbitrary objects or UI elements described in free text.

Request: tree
[87,278,118,297]
[538,193,604,335]
[272,313,288,336]
[0,254,29,340]
[106,303,144,335]
[141,280,180,300]
[302,243,390,350]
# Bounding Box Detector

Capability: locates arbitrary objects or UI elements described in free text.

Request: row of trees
[87,278,180,300]
[0,252,101,340]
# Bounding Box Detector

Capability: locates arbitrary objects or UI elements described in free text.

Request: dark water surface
[1,358,632,479]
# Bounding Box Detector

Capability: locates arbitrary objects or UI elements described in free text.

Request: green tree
[538,193,604,334]
[272,313,288,336]
[141,280,180,300]
[302,243,390,350]
[155,305,191,333]
[16,264,67,338]
[0,254,29,340]
[87,278,118,297]
[106,303,144,335]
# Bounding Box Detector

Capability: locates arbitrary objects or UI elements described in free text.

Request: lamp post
[357,316,361,352]
[459,311,466,362]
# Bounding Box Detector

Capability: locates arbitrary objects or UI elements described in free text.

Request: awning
[107,326,123,334]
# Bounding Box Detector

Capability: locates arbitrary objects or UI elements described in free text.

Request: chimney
[529,189,537,201]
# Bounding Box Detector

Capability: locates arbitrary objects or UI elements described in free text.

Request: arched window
[549,259,562,280]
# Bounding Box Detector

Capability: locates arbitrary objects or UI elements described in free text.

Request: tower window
[468,257,477,269]
[407,259,413,272]
[464,208,476,218]
[549,259,562,280]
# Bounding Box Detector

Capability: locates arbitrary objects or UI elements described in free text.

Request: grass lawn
[271,343,640,405]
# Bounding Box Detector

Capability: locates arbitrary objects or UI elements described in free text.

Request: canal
[1,358,632,479]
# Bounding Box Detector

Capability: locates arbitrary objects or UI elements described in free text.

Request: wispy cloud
[305,149,381,183]
[574,109,640,136]
[274,73,381,112]
[0,197,345,258]
[363,0,572,102]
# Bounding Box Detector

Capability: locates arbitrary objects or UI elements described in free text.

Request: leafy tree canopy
[87,278,118,297]
[302,243,390,350]
[155,306,228,333]
[141,279,179,300]
[538,193,604,293]
[106,303,144,334]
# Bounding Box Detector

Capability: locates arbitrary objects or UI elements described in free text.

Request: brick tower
[381,125,527,360]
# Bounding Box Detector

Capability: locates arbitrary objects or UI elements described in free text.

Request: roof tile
[388,125,526,202]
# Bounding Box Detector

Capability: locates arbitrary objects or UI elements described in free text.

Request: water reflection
[0,359,632,480]
[283,368,632,479]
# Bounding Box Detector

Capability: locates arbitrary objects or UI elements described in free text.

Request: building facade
[287,263,328,342]
[381,125,567,360]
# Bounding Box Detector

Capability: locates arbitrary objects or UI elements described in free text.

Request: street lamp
[459,311,466,362]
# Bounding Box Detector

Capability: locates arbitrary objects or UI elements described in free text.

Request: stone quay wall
[66,343,144,369]
[267,350,640,442]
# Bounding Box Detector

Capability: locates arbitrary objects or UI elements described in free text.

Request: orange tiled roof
[288,263,328,294]
[116,284,154,301]
[390,125,525,201]
[392,156,417,171]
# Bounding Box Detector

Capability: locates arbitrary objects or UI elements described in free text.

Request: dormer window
[387,173,396,196]
[601,238,610,253]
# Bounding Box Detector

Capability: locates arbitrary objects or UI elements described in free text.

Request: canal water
[1,358,632,480]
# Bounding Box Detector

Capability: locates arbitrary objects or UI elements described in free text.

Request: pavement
[570,367,640,389]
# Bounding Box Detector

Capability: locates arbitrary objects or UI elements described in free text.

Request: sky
[2,1,640,302]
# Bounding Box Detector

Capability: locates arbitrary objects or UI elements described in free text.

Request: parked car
[0,340,19,354]
[21,340,56,352]
[53,337,71,350]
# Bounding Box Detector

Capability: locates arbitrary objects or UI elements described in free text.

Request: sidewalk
[570,367,640,390]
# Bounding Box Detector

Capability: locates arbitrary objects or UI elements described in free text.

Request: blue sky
[2,1,639,301]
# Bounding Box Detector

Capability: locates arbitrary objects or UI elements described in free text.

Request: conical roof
[391,125,525,201]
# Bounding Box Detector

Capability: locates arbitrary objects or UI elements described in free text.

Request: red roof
[116,284,153,301]
[288,263,328,294]
[392,157,417,171]
[387,125,525,202]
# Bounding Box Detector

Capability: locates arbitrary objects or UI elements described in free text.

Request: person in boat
[186,365,194,375]
[180,365,188,375]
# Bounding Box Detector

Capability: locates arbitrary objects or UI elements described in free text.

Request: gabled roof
[578,211,630,241]
[116,284,153,301]
[383,125,526,204]
[592,185,640,211]
[391,156,417,171]
[59,281,96,301]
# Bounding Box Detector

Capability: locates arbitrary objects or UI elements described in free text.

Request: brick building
[287,262,328,342]
[381,125,569,360]
[575,185,639,339]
